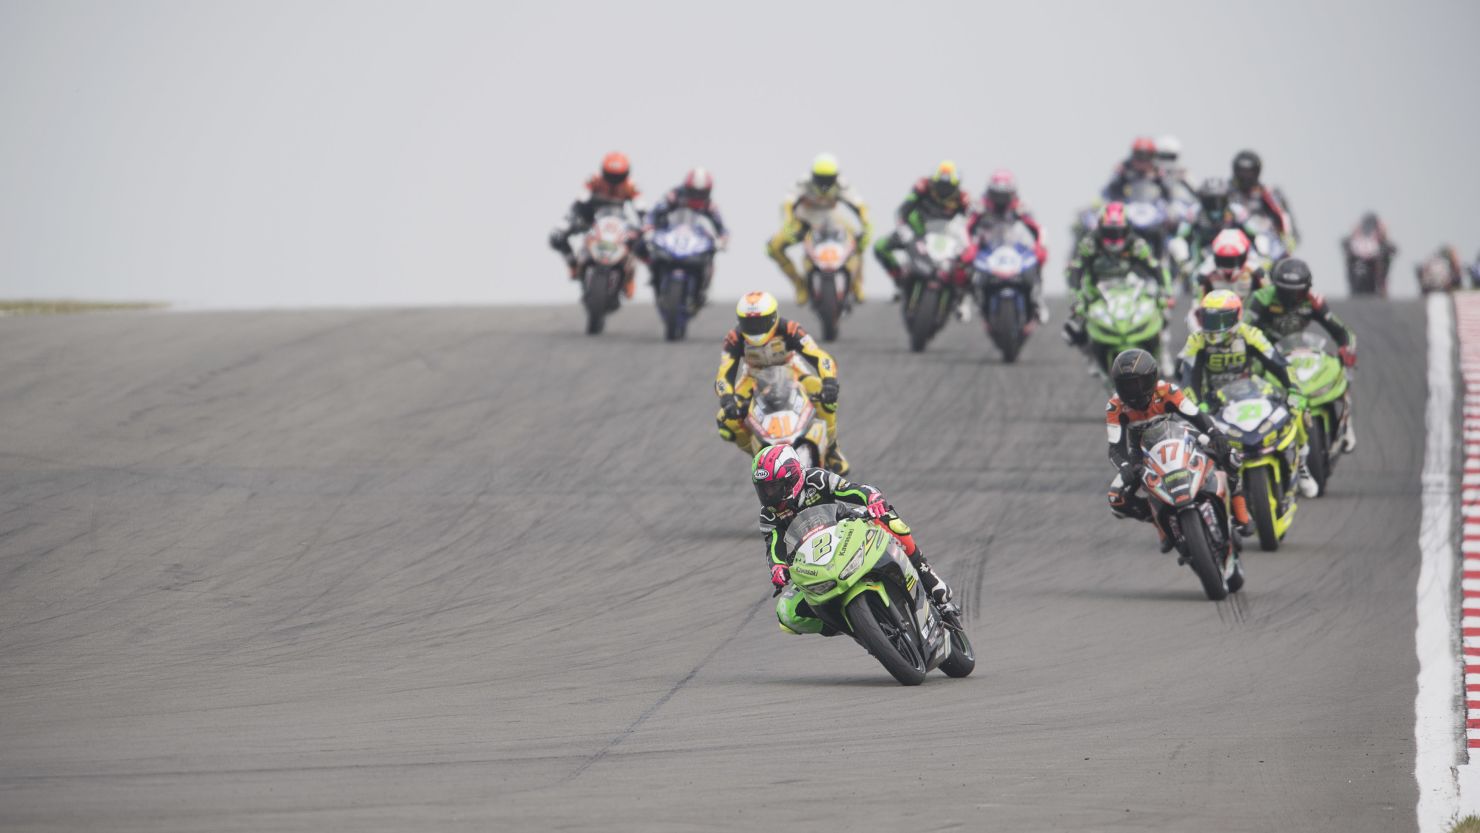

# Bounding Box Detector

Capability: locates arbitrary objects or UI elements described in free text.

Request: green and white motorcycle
[1083,275,1168,382]
[781,504,974,686]
[1277,331,1352,496]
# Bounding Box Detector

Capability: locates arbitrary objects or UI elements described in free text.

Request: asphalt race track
[0,296,1427,831]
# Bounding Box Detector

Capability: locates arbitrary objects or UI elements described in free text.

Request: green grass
[1449,816,1480,833]
[0,300,166,315]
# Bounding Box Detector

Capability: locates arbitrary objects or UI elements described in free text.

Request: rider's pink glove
[770,564,789,588]
[1338,345,1357,368]
[866,496,889,520]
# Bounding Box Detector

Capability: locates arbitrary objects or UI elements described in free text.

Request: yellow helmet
[810,153,840,193]
[929,159,961,202]
[1197,289,1243,343]
[736,291,780,346]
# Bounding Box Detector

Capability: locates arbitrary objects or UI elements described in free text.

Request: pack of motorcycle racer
[548,152,645,295]
[715,291,849,474]
[873,160,974,297]
[1244,258,1359,451]
[1179,290,1318,498]
[643,167,730,308]
[969,168,1049,323]
[751,444,959,637]
[1105,349,1252,549]
[1062,201,1172,348]
[766,154,872,305]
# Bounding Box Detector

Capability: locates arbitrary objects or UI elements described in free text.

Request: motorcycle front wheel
[1178,506,1229,601]
[813,271,841,342]
[847,587,927,685]
[908,284,940,353]
[988,294,1024,363]
[582,269,611,335]
[1246,466,1282,551]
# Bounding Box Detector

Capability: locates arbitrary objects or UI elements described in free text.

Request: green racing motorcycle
[781,504,974,685]
[1277,331,1352,497]
[1083,275,1167,381]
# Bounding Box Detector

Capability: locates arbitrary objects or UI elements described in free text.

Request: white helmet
[1155,135,1182,163]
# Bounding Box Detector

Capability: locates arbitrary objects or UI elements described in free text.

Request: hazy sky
[2,0,1476,308]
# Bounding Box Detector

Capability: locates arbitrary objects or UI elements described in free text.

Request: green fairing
[1084,279,1164,368]
[786,518,915,628]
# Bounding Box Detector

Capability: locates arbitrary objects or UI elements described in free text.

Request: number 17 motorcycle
[782,503,975,685]
[1135,415,1246,600]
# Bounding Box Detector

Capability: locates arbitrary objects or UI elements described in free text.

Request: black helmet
[1271,258,1312,305]
[1111,348,1160,410]
[1197,177,1229,216]
[1232,150,1262,190]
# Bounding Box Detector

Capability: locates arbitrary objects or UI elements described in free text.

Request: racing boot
[566,257,580,280]
[910,550,960,620]
[1151,517,1175,553]
[955,296,973,323]
[848,259,866,303]
[1296,445,1319,498]
[824,444,850,476]
[622,260,636,299]
[1231,493,1254,537]
[1340,412,1357,453]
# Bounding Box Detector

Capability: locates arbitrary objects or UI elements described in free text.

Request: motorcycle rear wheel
[1178,506,1229,601]
[936,608,975,679]
[847,588,927,686]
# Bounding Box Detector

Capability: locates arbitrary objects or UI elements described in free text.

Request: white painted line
[1418,292,1462,832]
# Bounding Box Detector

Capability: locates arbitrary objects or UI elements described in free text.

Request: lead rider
[751,444,959,636]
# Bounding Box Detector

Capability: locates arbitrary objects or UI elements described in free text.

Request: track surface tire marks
[0,299,1425,831]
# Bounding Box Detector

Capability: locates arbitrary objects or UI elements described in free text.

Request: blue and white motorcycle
[648,207,718,342]
[971,220,1043,363]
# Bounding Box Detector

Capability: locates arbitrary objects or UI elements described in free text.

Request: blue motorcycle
[649,208,717,342]
[971,221,1041,363]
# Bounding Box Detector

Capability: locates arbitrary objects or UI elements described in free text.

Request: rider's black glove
[819,378,839,406]
[719,393,742,421]
[1209,432,1231,462]
[1122,462,1145,487]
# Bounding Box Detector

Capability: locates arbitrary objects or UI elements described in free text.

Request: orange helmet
[601,152,630,186]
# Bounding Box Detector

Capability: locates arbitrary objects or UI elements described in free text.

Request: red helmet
[752,445,805,510]
[601,152,630,186]
[1098,202,1130,252]
[985,169,1017,211]
[1211,228,1252,272]
[681,167,713,208]
[1130,137,1156,171]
